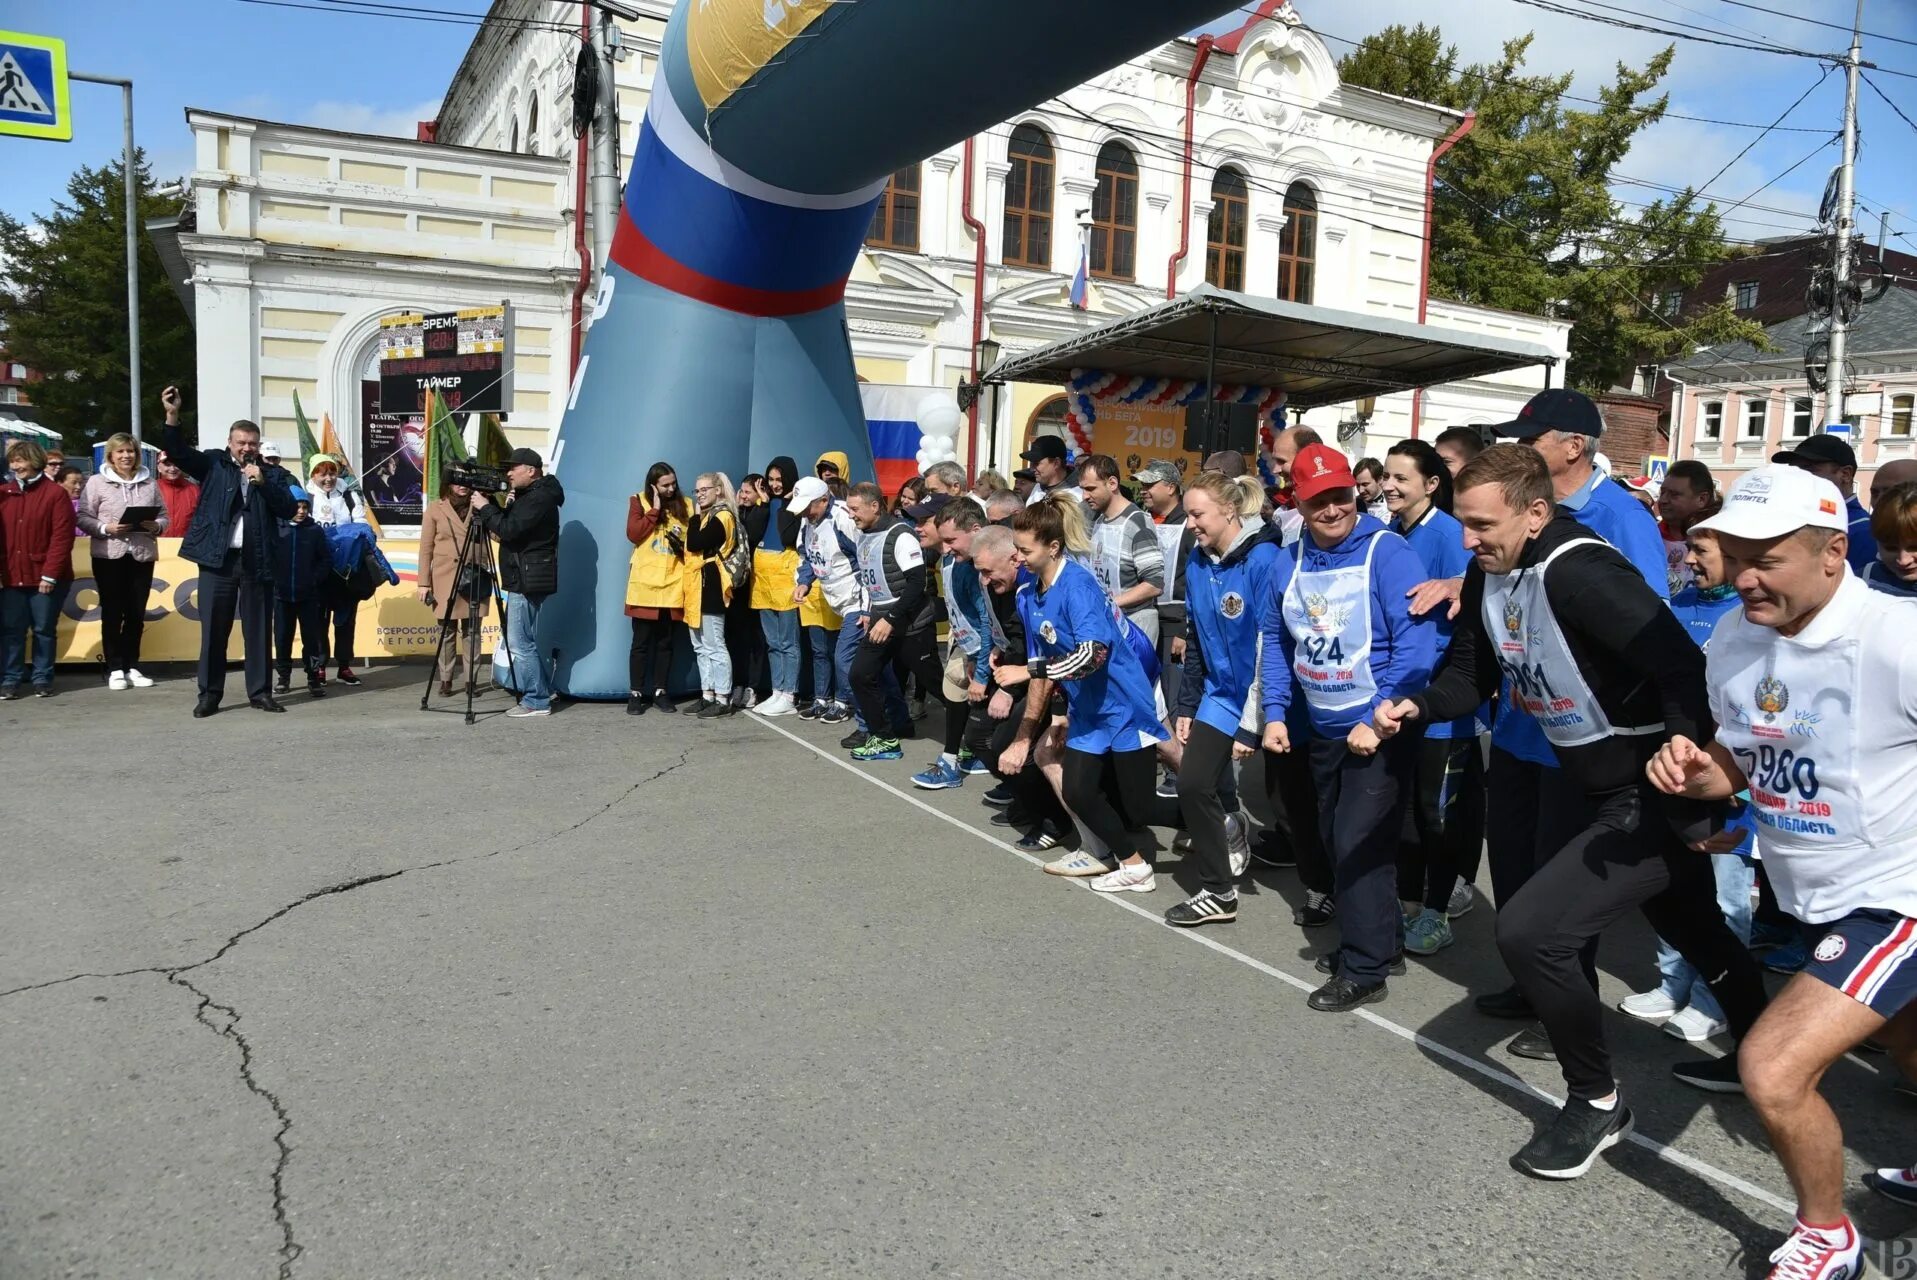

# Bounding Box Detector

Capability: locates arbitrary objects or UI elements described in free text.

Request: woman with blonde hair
[683,471,744,717]
[78,432,166,688]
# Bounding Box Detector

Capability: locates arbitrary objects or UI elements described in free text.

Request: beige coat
[418,496,487,621]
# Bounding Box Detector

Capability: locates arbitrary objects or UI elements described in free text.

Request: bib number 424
[1300,635,1345,665]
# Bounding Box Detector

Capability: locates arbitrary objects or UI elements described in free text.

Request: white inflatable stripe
[647,90,890,212]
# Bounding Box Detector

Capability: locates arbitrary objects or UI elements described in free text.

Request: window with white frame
[1742,397,1768,439]
[1734,281,1759,310]
[1700,400,1723,440]
[0,386,19,405]
[1790,397,1813,438]
[1892,394,1914,438]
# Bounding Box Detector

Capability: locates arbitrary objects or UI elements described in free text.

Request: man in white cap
[259,441,284,468]
[1647,463,1917,1280]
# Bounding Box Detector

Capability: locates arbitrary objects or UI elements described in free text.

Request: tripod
[419,499,519,724]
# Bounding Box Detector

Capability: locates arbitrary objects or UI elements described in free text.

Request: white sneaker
[107,671,129,691]
[125,668,154,688]
[1447,882,1477,918]
[1089,861,1156,893]
[755,692,795,717]
[1225,811,1251,879]
[1663,1006,1729,1042]
[1044,850,1117,878]
[1617,989,1683,1021]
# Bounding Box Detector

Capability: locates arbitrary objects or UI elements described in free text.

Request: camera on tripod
[447,462,511,493]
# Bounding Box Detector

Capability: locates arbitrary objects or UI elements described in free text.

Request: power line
[1694,0,1917,50]
[232,0,579,38]
[1862,72,1917,137]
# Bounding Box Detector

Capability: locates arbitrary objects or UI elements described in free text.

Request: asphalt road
[3,667,1914,1279]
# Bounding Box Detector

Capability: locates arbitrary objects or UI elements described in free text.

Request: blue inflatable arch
[549,0,1240,699]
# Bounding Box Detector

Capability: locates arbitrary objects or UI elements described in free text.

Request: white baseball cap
[258,440,284,459]
[1692,464,1847,541]
[786,475,830,511]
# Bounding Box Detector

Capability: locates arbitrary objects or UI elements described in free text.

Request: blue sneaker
[956,749,991,776]
[912,758,964,790]
[1762,937,1810,974]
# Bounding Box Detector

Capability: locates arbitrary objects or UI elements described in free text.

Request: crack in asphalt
[3,750,693,1276]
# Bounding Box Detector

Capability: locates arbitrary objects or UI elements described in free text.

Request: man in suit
[160,386,300,716]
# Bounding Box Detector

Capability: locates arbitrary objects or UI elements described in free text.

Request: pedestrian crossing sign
[0,31,70,142]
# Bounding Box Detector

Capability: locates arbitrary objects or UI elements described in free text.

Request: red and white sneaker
[1865,1164,1917,1207]
[1767,1217,1862,1280]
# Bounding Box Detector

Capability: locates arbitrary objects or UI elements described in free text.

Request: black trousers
[726,597,764,694]
[1484,747,1591,910]
[1495,783,1769,1100]
[629,614,679,695]
[92,555,155,673]
[850,621,910,738]
[1311,735,1417,985]
[1399,734,1486,911]
[196,553,272,702]
[1263,738,1332,895]
[274,596,327,678]
[965,688,1072,833]
[1061,744,1176,863]
[1177,721,1240,894]
[327,589,359,667]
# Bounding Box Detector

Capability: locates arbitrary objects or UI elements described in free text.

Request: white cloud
[299,98,444,138]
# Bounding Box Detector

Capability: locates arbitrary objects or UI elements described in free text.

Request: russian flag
[860,383,926,498]
[1069,237,1091,310]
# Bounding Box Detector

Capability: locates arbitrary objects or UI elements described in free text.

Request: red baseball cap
[1290,443,1356,503]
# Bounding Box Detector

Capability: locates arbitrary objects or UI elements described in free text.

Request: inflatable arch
[547,0,1241,699]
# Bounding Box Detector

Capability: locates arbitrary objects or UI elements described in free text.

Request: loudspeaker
[1182,401,1259,455]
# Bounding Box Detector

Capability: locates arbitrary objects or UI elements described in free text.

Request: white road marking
[747,714,1796,1218]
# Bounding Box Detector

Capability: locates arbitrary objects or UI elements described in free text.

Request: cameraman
[470,448,562,719]
[160,386,300,717]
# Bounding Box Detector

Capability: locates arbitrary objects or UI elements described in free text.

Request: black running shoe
[797,699,822,721]
[697,700,733,719]
[627,694,649,716]
[840,728,870,750]
[1510,1099,1633,1180]
[989,807,1028,828]
[1671,1054,1743,1094]
[982,782,1016,808]
[1474,985,1536,1020]
[653,690,678,714]
[1248,837,1296,869]
[336,666,362,686]
[1315,949,1406,977]
[1165,890,1238,928]
[1307,976,1386,1012]
[1293,891,1336,928]
[1507,1024,1556,1061]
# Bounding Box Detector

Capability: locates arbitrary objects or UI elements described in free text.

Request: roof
[1670,237,1917,328]
[1663,287,1917,383]
[987,284,1559,410]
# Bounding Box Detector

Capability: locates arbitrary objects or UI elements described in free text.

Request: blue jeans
[761,607,799,695]
[804,624,839,704]
[1,581,68,689]
[689,613,730,694]
[501,590,551,710]
[1655,853,1755,1020]
[836,611,907,730]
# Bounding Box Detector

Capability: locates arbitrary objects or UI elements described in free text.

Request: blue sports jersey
[1394,504,1484,740]
[1846,494,1878,575]
[1668,583,1741,650]
[1181,524,1284,741]
[1018,558,1167,754]
[1491,470,1668,765]
[1863,559,1917,598]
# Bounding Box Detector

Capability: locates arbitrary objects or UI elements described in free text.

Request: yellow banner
[56,540,500,665]
[687,0,837,111]
[1088,403,1203,486]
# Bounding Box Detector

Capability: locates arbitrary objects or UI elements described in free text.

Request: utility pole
[1824,0,1864,436]
[587,5,625,294]
[72,73,140,444]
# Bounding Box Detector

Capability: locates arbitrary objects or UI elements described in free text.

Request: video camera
[446,462,511,493]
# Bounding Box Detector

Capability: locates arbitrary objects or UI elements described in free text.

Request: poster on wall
[359,380,425,527]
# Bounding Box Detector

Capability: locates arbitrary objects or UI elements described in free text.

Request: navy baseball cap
[1493,388,1604,441]
[1772,432,1858,470]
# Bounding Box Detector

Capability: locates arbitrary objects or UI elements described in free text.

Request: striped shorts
[1805,909,1917,1017]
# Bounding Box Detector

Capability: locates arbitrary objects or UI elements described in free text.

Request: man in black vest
[160,387,300,717]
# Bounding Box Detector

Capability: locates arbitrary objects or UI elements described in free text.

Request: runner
[1647,463,1917,1276]
[844,481,927,762]
[1432,426,1484,479]
[1078,453,1165,646]
[1772,433,1877,574]
[1166,471,1282,927]
[1375,444,1767,1180]
[911,501,1000,791]
[1864,474,1917,598]
[1133,460,1196,797]
[794,475,909,737]
[1380,439,1483,957]
[1019,436,1081,506]
[1656,459,1719,596]
[1002,493,1174,894]
[1263,444,1436,1012]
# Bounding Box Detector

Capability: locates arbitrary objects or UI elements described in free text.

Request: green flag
[422,390,470,503]
[477,412,513,469]
[291,389,324,481]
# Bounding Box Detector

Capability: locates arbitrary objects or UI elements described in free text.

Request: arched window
[1026,395,1070,445]
[1205,167,1249,291]
[866,164,922,252]
[507,116,519,153]
[1277,181,1317,304]
[525,95,540,155]
[1091,141,1138,281]
[1003,124,1054,269]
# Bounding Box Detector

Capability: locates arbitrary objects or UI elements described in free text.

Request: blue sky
[5,0,1917,251]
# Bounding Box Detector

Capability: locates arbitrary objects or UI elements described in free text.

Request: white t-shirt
[1706,573,1917,922]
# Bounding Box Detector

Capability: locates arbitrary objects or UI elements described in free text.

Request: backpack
[718,509,752,590]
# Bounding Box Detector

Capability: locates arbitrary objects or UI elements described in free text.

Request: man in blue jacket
[160,386,300,717]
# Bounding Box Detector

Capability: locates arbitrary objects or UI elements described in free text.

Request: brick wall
[1596,392,1665,476]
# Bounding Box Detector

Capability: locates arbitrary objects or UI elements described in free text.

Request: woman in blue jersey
[1382,440,1483,956]
[1166,471,1284,927]
[1003,492,1173,895]
[1865,483,1917,598]
[1262,444,1438,1012]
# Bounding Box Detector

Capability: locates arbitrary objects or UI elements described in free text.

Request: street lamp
[957,337,1005,477]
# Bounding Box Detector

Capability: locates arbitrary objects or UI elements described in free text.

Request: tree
[0,151,194,450]
[1338,25,1767,390]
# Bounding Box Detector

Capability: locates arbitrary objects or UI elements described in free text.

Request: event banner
[1086,401,1202,483]
[54,541,500,666]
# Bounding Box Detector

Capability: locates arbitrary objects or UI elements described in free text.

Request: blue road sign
[0,31,71,142]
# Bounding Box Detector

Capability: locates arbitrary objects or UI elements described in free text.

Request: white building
[169,0,1566,521]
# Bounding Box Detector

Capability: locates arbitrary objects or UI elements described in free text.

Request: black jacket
[162,424,299,579]
[1409,511,1710,798]
[475,474,563,596]
[273,517,331,603]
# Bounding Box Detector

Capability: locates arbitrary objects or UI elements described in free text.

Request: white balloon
[915,391,963,443]
[915,447,934,470]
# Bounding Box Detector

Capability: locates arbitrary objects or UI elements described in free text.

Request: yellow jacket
[625,493,690,611]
